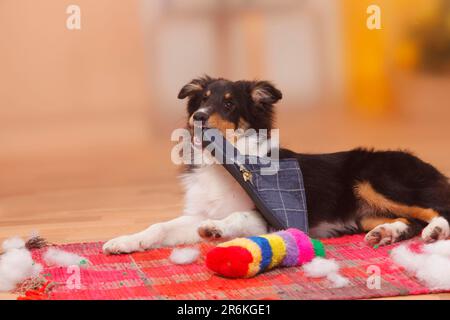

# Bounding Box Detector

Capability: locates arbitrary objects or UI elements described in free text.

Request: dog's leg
[103,215,205,254]
[362,217,423,246]
[197,210,268,240]
[355,181,450,243]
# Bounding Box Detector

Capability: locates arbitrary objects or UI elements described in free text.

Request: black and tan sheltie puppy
[103,76,450,254]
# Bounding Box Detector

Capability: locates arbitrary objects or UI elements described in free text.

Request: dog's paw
[365,221,408,246]
[422,217,450,243]
[102,235,144,255]
[198,220,223,240]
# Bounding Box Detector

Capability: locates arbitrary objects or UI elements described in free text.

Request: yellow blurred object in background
[342,0,392,117]
[395,40,420,71]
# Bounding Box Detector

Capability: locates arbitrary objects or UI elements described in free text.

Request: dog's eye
[224,101,234,111]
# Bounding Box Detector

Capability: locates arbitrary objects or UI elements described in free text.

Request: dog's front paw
[103,235,144,255]
[422,217,450,243]
[198,220,223,240]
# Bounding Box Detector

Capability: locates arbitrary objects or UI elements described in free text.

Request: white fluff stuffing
[422,240,450,257]
[326,272,350,288]
[2,236,25,251]
[169,247,200,265]
[43,247,89,267]
[391,243,450,290]
[0,237,43,292]
[303,257,339,277]
[303,257,350,288]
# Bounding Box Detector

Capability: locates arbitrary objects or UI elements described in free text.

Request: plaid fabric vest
[203,129,309,233]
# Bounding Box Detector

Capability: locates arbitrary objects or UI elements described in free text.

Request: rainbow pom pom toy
[206,228,325,278]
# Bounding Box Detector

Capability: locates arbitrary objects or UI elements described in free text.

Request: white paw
[365,221,408,246]
[197,220,224,239]
[102,235,144,254]
[422,217,450,243]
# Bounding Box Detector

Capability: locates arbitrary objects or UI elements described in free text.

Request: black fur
[279,148,450,235]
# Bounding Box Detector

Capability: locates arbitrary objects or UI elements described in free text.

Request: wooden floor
[1,78,450,300]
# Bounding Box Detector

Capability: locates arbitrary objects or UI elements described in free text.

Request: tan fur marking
[360,216,409,232]
[207,113,235,136]
[186,83,203,92]
[238,117,250,130]
[251,87,268,102]
[206,90,211,97]
[355,182,439,222]
[224,92,231,99]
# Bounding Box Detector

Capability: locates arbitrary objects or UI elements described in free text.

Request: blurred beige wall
[142,0,344,114]
[0,0,152,156]
[0,0,346,157]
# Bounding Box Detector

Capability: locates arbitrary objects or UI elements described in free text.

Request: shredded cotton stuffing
[422,240,450,257]
[0,237,43,292]
[326,271,350,288]
[303,257,350,288]
[391,242,450,290]
[2,236,26,251]
[43,247,89,267]
[169,247,200,265]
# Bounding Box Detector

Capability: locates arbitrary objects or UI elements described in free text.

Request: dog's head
[178,76,282,135]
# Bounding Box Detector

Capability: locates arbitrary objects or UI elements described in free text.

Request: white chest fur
[180,132,277,219]
[180,165,255,219]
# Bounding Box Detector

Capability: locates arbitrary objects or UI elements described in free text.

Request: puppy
[103,76,450,254]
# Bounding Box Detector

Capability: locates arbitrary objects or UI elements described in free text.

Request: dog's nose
[193,111,209,123]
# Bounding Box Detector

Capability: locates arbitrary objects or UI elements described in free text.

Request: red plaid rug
[24,235,448,299]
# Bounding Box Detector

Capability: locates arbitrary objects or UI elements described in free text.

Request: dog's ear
[177,76,212,99]
[249,81,282,105]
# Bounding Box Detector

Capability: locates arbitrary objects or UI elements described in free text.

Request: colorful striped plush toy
[206,228,325,278]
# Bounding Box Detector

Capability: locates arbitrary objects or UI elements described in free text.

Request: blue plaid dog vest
[203,129,309,233]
